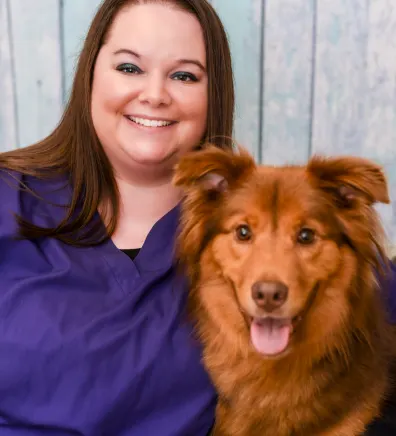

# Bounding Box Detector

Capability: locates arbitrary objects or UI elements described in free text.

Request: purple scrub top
[0,170,395,435]
[0,170,216,435]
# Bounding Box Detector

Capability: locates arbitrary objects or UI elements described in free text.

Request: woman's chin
[130,149,177,167]
[109,147,178,182]
[115,140,173,163]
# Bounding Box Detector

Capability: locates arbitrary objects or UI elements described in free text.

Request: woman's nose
[138,73,172,107]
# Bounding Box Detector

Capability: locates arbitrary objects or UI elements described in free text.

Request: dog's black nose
[251,281,288,312]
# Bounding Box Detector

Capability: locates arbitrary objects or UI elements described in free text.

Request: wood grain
[8,0,63,148]
[0,0,17,151]
[261,0,315,165]
[363,0,396,163]
[210,0,263,160]
[61,0,102,102]
[312,0,369,156]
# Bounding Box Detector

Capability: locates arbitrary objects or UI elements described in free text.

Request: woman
[0,0,394,435]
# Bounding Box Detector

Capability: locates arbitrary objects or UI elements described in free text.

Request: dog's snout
[251,281,288,312]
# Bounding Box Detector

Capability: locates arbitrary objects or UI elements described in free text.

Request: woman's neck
[110,175,181,249]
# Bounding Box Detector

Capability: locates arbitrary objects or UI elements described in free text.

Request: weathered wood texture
[5,0,63,149]
[62,0,102,100]
[210,0,263,160]
[0,0,396,242]
[0,0,17,151]
[261,0,315,165]
[313,0,396,242]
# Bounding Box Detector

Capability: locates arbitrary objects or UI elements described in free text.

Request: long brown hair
[0,0,234,246]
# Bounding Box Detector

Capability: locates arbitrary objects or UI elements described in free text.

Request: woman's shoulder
[0,168,22,198]
[0,169,26,231]
[0,167,70,194]
[383,261,396,324]
[0,168,72,233]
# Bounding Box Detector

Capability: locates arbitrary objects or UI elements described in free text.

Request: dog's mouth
[249,316,299,357]
[247,283,320,357]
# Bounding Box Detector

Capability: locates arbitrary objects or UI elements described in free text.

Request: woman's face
[91,3,208,182]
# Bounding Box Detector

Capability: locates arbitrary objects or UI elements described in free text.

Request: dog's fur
[173,145,395,436]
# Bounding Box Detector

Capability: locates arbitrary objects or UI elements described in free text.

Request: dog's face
[174,146,390,358]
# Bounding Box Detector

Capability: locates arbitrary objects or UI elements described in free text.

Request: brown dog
[173,145,395,436]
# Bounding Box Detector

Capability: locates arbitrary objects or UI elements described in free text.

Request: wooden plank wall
[0,0,396,244]
[0,0,17,150]
[3,0,63,149]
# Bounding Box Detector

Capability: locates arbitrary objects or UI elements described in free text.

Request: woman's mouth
[126,115,177,128]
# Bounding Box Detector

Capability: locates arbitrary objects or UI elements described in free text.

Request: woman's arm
[365,261,396,435]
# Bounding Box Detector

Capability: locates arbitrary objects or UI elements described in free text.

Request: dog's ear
[173,144,255,279]
[173,143,255,197]
[307,155,390,207]
[307,155,390,271]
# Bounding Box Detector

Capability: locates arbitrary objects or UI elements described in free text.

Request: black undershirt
[121,248,141,261]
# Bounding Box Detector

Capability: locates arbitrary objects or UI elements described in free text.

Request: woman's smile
[125,114,178,131]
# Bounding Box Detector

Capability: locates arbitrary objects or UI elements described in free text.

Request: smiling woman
[91,3,208,186]
[90,2,210,247]
[0,0,233,435]
[0,0,233,247]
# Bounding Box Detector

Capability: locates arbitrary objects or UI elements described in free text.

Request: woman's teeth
[128,116,173,127]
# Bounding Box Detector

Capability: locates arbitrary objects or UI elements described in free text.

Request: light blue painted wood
[8,0,63,148]
[210,0,263,160]
[0,0,17,151]
[312,0,396,244]
[363,0,396,163]
[365,1,396,244]
[261,0,315,165]
[375,163,396,246]
[312,0,369,157]
[62,0,103,101]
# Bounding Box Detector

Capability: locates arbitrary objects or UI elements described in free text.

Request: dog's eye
[235,224,252,241]
[297,228,316,245]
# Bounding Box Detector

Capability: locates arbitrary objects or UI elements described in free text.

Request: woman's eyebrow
[113,48,206,72]
[113,48,141,58]
[175,59,206,72]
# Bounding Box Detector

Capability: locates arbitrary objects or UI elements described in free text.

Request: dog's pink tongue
[250,318,292,356]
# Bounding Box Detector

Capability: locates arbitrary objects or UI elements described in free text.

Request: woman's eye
[116,63,142,74]
[235,224,252,242]
[171,72,198,82]
[296,228,316,245]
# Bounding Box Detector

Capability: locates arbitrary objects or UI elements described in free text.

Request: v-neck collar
[93,204,181,295]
